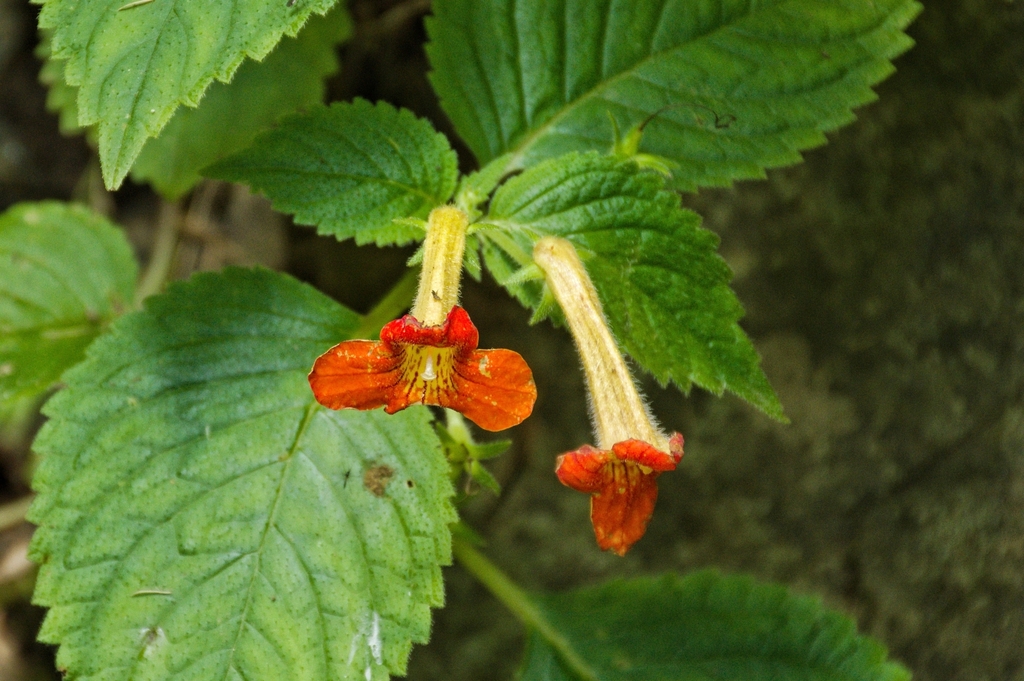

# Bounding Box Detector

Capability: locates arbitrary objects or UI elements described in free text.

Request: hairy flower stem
[533,237,666,451]
[452,535,597,681]
[412,206,469,326]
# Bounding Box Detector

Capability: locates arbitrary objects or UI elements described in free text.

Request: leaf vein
[223,401,319,680]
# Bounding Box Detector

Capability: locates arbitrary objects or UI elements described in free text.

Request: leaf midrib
[223,399,321,680]
[248,166,443,205]
[0,320,104,340]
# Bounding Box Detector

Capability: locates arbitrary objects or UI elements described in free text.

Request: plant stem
[452,536,597,681]
[411,206,469,326]
[534,237,666,450]
[0,495,33,532]
[350,268,420,339]
[134,201,181,307]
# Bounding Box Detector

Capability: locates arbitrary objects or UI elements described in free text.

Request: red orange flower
[534,237,685,555]
[556,434,683,556]
[309,305,536,432]
[310,205,536,431]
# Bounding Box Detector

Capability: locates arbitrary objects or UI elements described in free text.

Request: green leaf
[29,267,456,681]
[455,153,515,217]
[519,570,910,681]
[485,152,782,419]
[0,202,136,408]
[38,0,341,189]
[208,99,460,246]
[38,6,350,198]
[130,7,352,199]
[426,0,920,190]
[468,460,501,495]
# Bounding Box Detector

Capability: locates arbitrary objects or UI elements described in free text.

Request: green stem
[444,409,472,443]
[478,227,533,268]
[134,201,181,307]
[350,268,420,339]
[452,536,597,681]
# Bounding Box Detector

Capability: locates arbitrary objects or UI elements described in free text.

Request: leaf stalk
[452,535,597,681]
[351,268,420,340]
[134,201,181,307]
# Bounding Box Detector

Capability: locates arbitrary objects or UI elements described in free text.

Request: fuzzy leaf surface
[426,0,920,189]
[208,100,459,246]
[0,202,136,408]
[29,267,456,681]
[130,7,352,198]
[520,571,910,681]
[486,152,781,418]
[40,8,350,198]
[38,0,341,188]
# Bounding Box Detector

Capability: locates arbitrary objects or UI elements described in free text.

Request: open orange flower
[309,305,535,431]
[309,205,536,432]
[534,237,684,555]
[556,434,683,555]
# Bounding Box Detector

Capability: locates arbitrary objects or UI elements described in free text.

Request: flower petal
[445,348,537,431]
[312,306,536,430]
[380,305,479,352]
[308,340,401,410]
[555,445,613,493]
[589,460,660,556]
[555,434,683,556]
[611,434,683,471]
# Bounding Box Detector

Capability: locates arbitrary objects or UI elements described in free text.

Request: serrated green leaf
[485,152,782,419]
[207,99,460,246]
[455,153,515,217]
[426,0,920,190]
[38,7,350,199]
[29,267,456,681]
[519,570,910,681]
[129,7,352,199]
[38,0,341,189]
[0,202,137,408]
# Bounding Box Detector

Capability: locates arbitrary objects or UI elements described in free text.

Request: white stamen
[422,354,437,381]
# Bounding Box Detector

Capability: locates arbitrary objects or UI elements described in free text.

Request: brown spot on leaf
[364,464,395,497]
